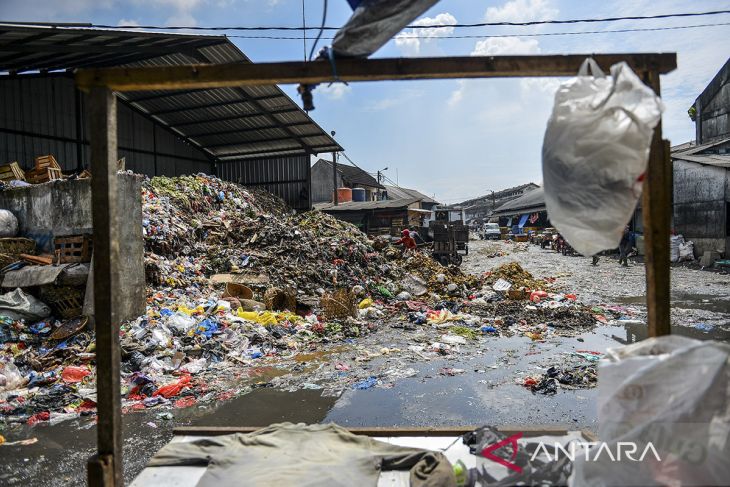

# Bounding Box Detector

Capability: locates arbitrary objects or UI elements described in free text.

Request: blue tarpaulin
[518,214,529,228]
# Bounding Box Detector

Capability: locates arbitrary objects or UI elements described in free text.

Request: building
[383,185,438,210]
[691,57,730,144]
[668,57,730,258]
[491,186,550,229]
[315,197,428,235]
[671,137,730,256]
[459,182,539,221]
[0,25,341,210]
[310,158,384,202]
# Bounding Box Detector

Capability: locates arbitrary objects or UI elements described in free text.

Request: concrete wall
[311,159,343,203]
[0,174,145,321]
[673,159,728,256]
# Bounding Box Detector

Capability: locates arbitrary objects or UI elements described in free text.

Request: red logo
[480,432,523,473]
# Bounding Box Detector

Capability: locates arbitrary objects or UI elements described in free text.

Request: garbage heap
[142,175,393,296]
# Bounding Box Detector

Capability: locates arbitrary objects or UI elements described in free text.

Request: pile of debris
[143,175,393,297]
[484,262,547,290]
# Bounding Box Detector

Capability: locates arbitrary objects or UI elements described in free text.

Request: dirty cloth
[1,264,77,288]
[148,422,456,487]
[0,288,51,321]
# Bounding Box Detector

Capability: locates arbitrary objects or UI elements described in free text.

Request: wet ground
[2,240,729,485]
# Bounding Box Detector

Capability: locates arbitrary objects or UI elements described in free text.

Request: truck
[481,222,501,240]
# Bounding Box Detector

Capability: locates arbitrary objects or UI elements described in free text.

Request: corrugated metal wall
[218,155,311,210]
[0,75,212,175]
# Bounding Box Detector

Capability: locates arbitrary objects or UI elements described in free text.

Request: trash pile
[143,175,393,296]
[518,351,601,394]
[484,262,547,290]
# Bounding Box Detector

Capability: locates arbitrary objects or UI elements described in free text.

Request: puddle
[615,293,730,314]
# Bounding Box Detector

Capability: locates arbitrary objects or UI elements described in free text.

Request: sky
[1,0,729,203]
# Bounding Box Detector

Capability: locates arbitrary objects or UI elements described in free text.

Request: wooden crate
[34,154,60,170]
[0,162,25,182]
[25,167,62,184]
[54,234,93,263]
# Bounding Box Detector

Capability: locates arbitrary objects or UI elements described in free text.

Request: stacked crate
[25,155,62,184]
[0,162,26,183]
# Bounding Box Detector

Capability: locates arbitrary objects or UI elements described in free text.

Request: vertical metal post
[152,122,158,176]
[332,151,338,205]
[87,86,122,487]
[75,87,84,172]
[641,71,671,337]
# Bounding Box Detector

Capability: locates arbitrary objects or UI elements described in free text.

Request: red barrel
[335,187,352,203]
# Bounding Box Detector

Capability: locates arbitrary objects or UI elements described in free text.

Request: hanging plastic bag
[570,336,730,486]
[542,58,664,256]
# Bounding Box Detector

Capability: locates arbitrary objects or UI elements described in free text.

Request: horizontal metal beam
[184,120,311,138]
[201,133,323,149]
[215,142,338,159]
[168,107,302,127]
[75,53,677,92]
[143,93,283,116]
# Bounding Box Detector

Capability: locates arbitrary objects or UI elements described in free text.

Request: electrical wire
[4,9,729,31]
[222,21,730,40]
[307,0,327,61]
[301,0,307,61]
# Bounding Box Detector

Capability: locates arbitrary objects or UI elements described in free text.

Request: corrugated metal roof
[315,197,419,211]
[671,136,730,168]
[383,185,437,204]
[492,186,545,216]
[314,158,385,188]
[0,25,342,160]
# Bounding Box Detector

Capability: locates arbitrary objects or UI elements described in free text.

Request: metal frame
[77,52,676,486]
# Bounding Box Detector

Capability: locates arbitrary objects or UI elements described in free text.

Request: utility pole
[332,151,338,206]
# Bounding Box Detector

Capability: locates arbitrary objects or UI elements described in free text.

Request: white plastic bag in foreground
[570,336,730,487]
[542,59,664,256]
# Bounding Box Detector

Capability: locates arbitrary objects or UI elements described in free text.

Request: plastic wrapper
[542,58,664,256]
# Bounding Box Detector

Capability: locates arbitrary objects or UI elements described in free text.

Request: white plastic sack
[542,59,664,256]
[0,209,18,238]
[679,240,695,261]
[571,336,730,487]
[670,234,684,262]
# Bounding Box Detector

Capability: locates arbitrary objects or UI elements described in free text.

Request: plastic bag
[0,360,25,391]
[670,234,684,262]
[0,209,18,238]
[542,59,664,256]
[0,288,52,321]
[570,336,730,486]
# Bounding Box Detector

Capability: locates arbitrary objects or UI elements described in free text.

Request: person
[394,229,417,255]
[618,225,634,267]
[592,255,599,266]
[409,227,423,244]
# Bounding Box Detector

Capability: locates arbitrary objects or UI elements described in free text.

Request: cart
[431,223,464,266]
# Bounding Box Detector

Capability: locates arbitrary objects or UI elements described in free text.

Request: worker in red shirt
[394,229,417,256]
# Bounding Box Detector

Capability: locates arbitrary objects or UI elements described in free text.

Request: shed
[0,25,341,209]
[383,184,438,210]
[692,57,730,144]
[311,158,384,202]
[671,137,730,256]
[491,186,549,227]
[315,197,424,235]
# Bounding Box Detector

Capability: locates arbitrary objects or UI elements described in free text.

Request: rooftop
[383,185,437,204]
[492,186,545,216]
[0,25,341,160]
[314,159,385,189]
[671,136,730,168]
[314,197,419,212]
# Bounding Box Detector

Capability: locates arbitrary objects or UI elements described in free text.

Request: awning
[518,214,529,228]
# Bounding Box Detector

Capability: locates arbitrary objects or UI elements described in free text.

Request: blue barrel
[351,187,367,202]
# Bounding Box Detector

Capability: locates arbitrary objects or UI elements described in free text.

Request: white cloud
[365,89,425,111]
[317,83,352,101]
[485,0,558,23]
[395,12,457,56]
[449,37,542,107]
[117,18,140,26]
[471,37,540,56]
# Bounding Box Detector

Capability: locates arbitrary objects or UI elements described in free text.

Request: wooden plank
[641,70,672,337]
[88,86,123,487]
[173,425,590,438]
[75,53,677,92]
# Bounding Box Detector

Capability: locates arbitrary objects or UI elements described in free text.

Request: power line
[4,9,729,32]
[308,0,327,61]
[222,22,730,40]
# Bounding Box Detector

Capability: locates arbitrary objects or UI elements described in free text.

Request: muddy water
[2,240,729,486]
